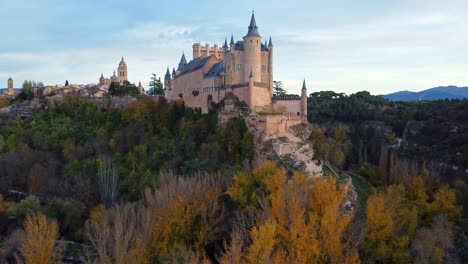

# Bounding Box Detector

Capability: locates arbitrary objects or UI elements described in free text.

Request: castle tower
[242,12,262,83]
[118,57,128,85]
[193,43,202,59]
[164,67,172,90]
[301,79,308,121]
[177,53,187,73]
[268,37,274,97]
[99,74,105,86]
[7,77,13,92]
[230,34,235,50]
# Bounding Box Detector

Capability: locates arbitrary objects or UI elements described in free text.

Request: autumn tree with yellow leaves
[17,213,63,264]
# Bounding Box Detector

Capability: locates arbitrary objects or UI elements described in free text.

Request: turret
[99,73,105,86]
[300,79,308,121]
[164,67,172,90]
[177,53,187,72]
[268,36,274,97]
[223,37,228,51]
[242,11,262,83]
[172,67,176,79]
[193,43,202,59]
[248,68,255,105]
[230,34,235,50]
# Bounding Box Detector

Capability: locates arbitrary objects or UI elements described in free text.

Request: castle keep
[164,12,307,120]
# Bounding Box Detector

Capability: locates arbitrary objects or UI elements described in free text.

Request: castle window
[250,40,252,43]
[262,65,267,71]
[236,64,241,70]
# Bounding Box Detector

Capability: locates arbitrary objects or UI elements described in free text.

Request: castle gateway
[164,12,307,119]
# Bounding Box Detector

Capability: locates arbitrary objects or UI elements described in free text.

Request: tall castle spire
[302,79,307,90]
[178,53,187,70]
[245,11,261,38]
[165,67,171,80]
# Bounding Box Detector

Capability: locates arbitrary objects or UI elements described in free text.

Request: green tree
[273,80,286,96]
[109,81,140,96]
[148,73,164,95]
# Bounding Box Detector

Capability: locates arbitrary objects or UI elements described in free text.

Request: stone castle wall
[272,99,302,115]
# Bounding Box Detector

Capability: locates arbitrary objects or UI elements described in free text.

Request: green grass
[323,163,375,208]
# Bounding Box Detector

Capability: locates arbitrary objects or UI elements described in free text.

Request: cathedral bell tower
[118,57,128,85]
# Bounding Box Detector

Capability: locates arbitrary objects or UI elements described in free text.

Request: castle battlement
[193,43,225,60]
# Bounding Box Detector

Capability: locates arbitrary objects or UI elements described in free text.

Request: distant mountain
[381,86,468,101]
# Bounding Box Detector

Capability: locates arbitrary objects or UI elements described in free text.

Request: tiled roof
[178,56,212,76]
[205,62,224,78]
[234,41,244,51]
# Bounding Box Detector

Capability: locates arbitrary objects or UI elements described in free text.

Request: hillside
[382,86,468,101]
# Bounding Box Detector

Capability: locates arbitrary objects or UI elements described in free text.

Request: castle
[164,12,307,120]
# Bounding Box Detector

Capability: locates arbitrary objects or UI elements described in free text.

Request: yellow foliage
[269,172,320,262]
[309,176,345,216]
[429,185,461,222]
[246,220,277,264]
[19,212,62,264]
[228,161,287,207]
[408,177,429,211]
[366,192,394,256]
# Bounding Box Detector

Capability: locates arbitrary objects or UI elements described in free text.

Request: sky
[1,0,468,95]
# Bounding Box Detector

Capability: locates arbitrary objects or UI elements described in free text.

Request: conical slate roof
[302,79,307,90]
[244,12,261,38]
[165,67,171,80]
[177,53,187,70]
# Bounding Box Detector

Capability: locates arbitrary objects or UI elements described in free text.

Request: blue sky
[1,0,468,95]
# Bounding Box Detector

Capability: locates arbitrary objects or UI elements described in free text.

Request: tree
[65,80,69,87]
[148,74,164,95]
[86,204,153,264]
[273,81,286,96]
[7,196,42,224]
[109,81,140,97]
[18,212,63,264]
[98,156,119,207]
[19,80,34,100]
[245,220,278,264]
